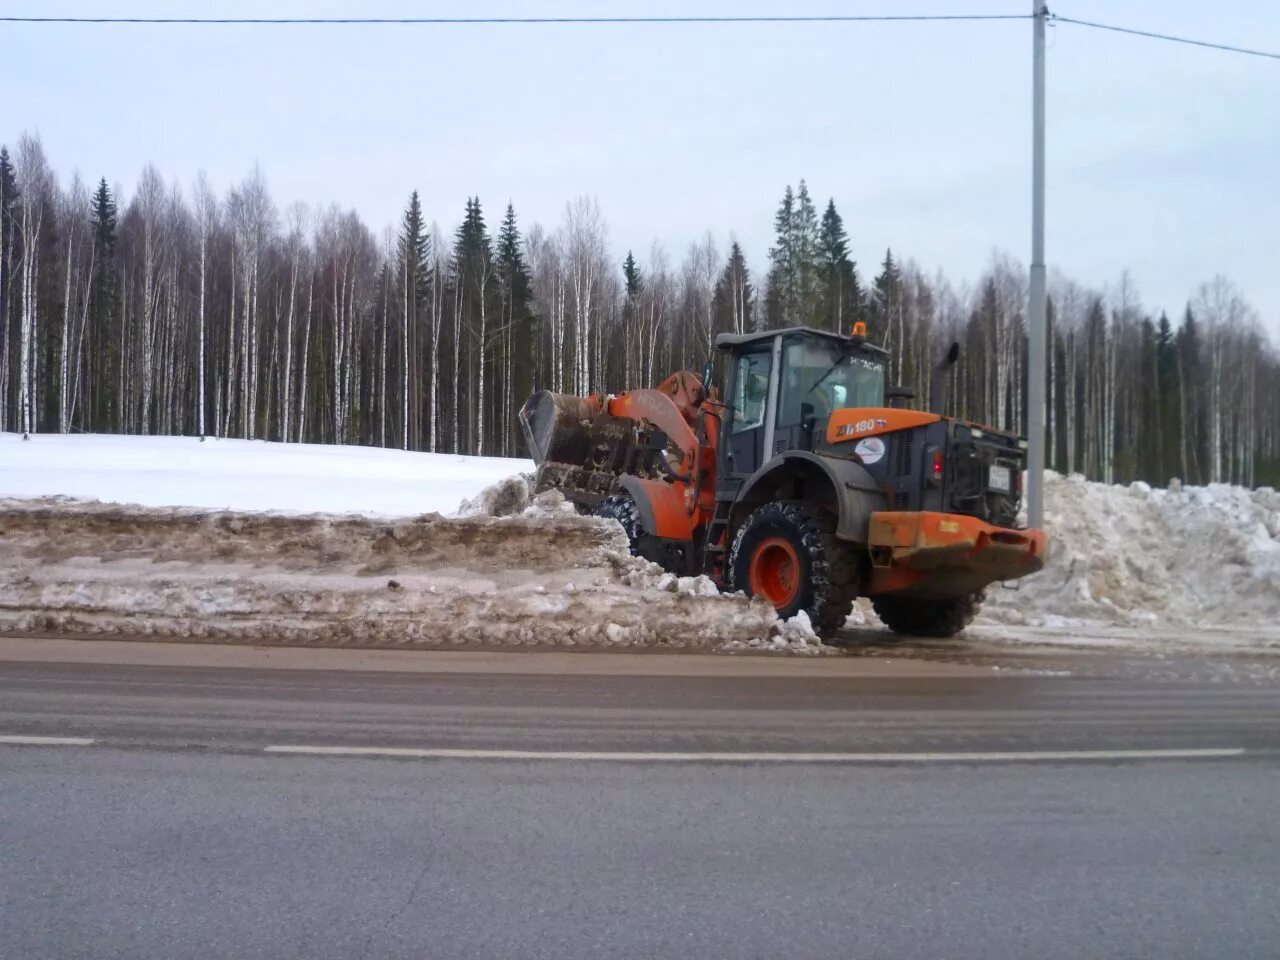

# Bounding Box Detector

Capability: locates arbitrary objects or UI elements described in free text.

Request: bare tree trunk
[223,251,237,438]
[401,256,409,450]
[196,224,207,438]
[281,256,296,442]
[452,279,462,453]
[68,242,94,429]
[59,230,74,432]
[298,275,314,443]
[429,252,442,452]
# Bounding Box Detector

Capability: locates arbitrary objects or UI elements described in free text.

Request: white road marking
[0,735,96,746]
[263,746,1246,763]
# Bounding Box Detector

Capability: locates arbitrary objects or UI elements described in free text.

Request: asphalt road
[2,638,1279,959]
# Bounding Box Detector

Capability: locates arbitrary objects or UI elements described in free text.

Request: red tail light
[930,449,945,482]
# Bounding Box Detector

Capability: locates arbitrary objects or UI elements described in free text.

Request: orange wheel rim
[749,537,801,609]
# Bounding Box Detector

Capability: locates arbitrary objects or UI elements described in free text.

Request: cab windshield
[777,337,886,432]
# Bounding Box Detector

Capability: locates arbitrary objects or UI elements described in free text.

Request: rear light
[929,448,944,485]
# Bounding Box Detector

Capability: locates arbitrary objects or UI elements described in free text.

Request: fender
[736,451,886,543]
[619,475,696,541]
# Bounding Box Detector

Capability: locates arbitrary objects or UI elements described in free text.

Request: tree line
[2,132,1277,488]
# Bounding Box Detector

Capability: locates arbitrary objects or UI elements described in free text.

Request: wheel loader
[519,323,1046,638]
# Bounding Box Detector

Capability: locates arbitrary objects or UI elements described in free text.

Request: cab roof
[713,325,890,357]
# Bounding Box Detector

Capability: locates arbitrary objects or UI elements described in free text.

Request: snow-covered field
[3,432,1278,652]
[0,433,530,516]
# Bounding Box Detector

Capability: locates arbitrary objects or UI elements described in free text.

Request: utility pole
[1027,0,1048,529]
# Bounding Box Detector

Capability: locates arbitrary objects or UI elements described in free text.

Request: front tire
[594,493,644,555]
[728,501,859,637]
[871,592,984,638]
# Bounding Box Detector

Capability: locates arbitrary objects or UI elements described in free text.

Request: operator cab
[713,326,889,480]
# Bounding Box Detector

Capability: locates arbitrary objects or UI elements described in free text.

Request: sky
[4,0,1279,336]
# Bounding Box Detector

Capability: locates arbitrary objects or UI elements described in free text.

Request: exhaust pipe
[929,342,961,415]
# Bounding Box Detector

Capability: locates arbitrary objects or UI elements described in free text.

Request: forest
[2,132,1277,489]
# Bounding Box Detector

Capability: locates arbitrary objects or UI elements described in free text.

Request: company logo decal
[853,436,886,465]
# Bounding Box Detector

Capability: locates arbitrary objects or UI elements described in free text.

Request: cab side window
[731,350,772,434]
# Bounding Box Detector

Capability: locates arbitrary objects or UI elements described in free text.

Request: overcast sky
[5,0,1278,335]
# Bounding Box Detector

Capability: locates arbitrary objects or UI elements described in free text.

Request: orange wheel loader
[519,325,1046,639]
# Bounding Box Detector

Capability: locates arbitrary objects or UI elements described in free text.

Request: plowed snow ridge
[1,434,821,651]
[0,492,792,650]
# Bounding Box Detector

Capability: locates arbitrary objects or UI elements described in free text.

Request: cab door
[721,343,776,481]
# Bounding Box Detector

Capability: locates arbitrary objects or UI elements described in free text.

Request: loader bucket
[520,390,637,505]
[520,390,599,467]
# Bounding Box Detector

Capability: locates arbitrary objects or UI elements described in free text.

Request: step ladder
[701,498,733,582]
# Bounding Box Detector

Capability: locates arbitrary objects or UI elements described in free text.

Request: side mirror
[885,385,915,409]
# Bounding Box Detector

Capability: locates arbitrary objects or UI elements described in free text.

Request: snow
[0,494,779,650]
[0,432,531,517]
[983,472,1280,634]
[0,433,780,650]
[4,434,1278,651]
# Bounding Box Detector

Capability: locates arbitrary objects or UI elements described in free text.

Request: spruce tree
[622,250,641,301]
[450,197,494,453]
[793,180,820,323]
[497,203,530,299]
[1138,316,1159,482]
[0,147,18,379]
[765,185,795,328]
[88,177,118,430]
[497,202,533,451]
[399,191,429,302]
[454,196,491,263]
[712,241,753,336]
[1176,306,1205,484]
[869,248,902,347]
[817,198,861,331]
[398,190,430,448]
[1155,311,1179,483]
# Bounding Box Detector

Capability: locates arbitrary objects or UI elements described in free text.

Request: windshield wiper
[807,351,849,396]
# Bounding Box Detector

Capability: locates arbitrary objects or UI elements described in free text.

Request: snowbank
[6,434,1276,649]
[984,472,1280,631]
[0,433,796,651]
[0,432,530,517]
[0,493,780,650]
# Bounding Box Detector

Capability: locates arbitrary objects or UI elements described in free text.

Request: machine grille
[893,431,913,476]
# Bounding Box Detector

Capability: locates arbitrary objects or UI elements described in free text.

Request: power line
[2,9,1273,60]
[0,13,1028,26]
[1051,14,1280,62]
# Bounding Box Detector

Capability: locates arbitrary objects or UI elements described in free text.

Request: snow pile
[985,472,1280,630]
[0,496,779,649]
[8,433,1277,648]
[722,611,830,654]
[0,434,792,651]
[457,472,535,518]
[0,432,531,517]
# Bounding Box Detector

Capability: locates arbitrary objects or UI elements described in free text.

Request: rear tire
[871,591,984,638]
[728,501,860,638]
